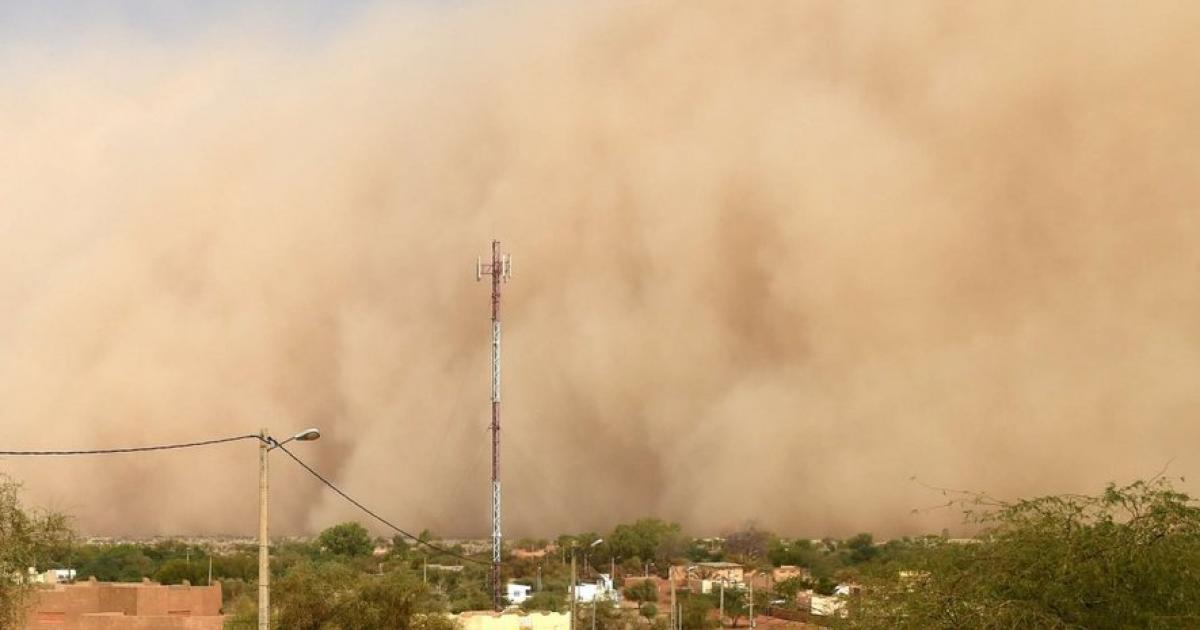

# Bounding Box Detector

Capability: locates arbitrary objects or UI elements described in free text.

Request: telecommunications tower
[476,240,511,611]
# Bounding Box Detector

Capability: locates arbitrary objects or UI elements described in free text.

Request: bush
[842,478,1200,630]
[317,522,373,558]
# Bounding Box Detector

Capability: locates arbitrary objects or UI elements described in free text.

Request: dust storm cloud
[1,0,1199,537]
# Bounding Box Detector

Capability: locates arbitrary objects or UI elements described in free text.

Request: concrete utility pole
[570,553,577,630]
[256,427,320,630]
[719,582,724,627]
[670,578,676,630]
[476,240,512,611]
[749,582,755,630]
[257,428,270,630]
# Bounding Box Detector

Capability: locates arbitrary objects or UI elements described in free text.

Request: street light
[273,428,321,448]
[570,539,605,630]
[589,539,604,630]
[587,538,604,575]
[259,427,321,630]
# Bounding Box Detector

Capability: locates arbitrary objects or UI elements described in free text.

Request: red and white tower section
[476,240,511,611]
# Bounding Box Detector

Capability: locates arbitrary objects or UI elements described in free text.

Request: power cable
[0,434,262,456]
[0,432,495,567]
[275,442,493,567]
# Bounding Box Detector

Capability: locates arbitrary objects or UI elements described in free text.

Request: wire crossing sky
[0,431,487,563]
[2,0,1199,538]
[0,434,260,456]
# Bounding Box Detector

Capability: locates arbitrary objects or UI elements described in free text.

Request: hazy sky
[0,0,381,79]
[2,1,1199,539]
[0,0,371,42]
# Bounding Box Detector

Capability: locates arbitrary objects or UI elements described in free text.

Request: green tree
[272,559,457,629]
[390,535,411,560]
[145,540,193,562]
[0,475,73,627]
[222,593,258,629]
[155,558,206,585]
[318,522,373,558]
[710,586,765,628]
[212,551,257,582]
[773,576,804,608]
[722,524,771,566]
[579,601,626,630]
[272,560,359,630]
[811,576,838,596]
[842,533,878,565]
[521,589,566,613]
[766,537,811,567]
[716,587,748,628]
[77,544,154,582]
[624,579,658,606]
[334,571,446,629]
[448,585,489,614]
[680,594,715,630]
[555,535,576,564]
[842,478,1200,630]
[607,519,686,568]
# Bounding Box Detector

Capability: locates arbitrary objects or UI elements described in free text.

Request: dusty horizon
[2,0,1199,539]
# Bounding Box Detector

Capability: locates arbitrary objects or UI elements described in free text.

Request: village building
[455,610,569,630]
[669,562,744,586]
[506,582,532,605]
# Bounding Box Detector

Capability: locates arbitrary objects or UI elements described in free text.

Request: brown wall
[97,585,140,616]
[32,585,102,623]
[24,581,222,630]
[78,614,224,630]
[166,585,220,616]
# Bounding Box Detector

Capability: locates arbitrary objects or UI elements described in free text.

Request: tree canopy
[722,523,774,567]
[606,518,685,567]
[0,475,73,627]
[623,579,658,605]
[317,522,373,558]
[840,478,1200,629]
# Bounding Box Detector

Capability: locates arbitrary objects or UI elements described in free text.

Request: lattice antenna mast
[476,240,511,611]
